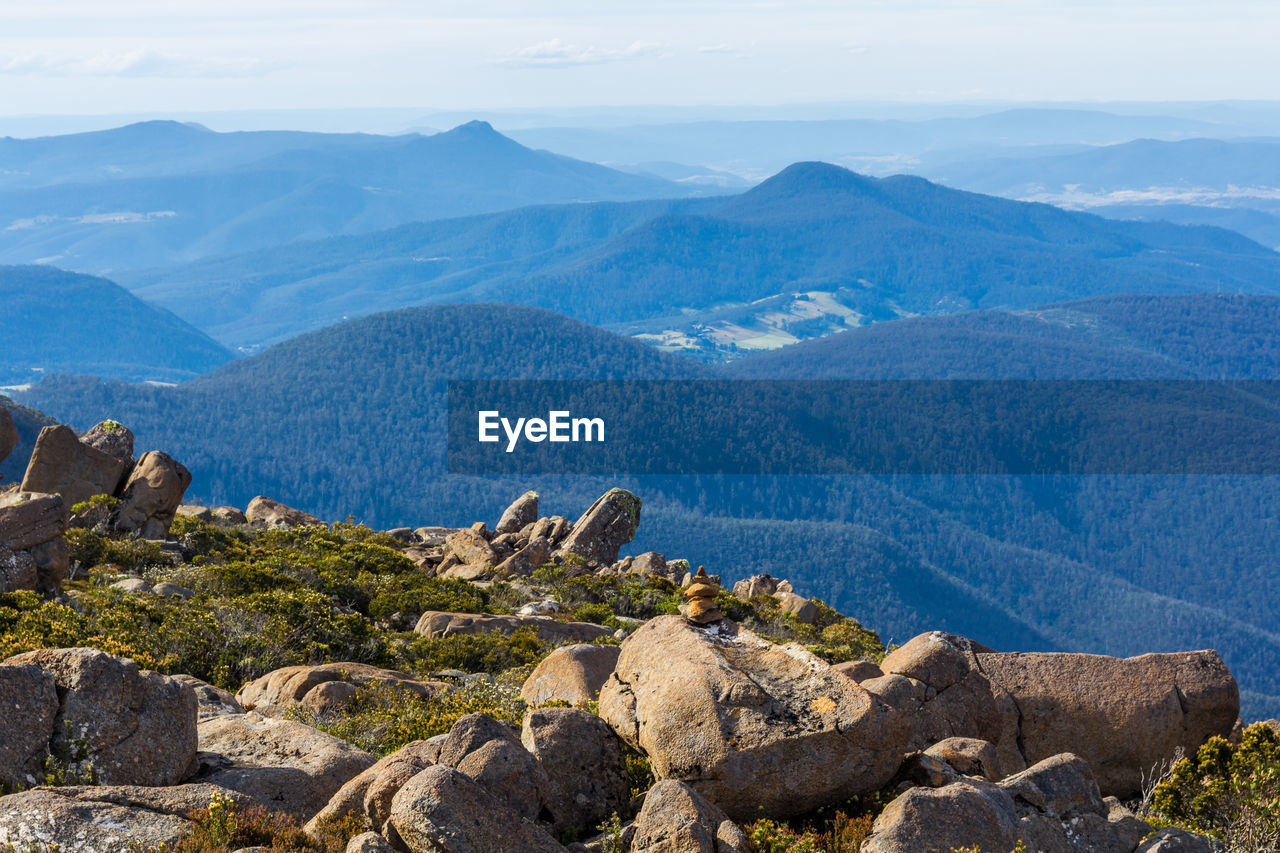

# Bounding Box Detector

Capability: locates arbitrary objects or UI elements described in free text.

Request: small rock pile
[682,566,723,624]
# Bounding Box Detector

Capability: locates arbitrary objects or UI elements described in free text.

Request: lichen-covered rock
[520,643,620,706]
[386,765,566,853]
[306,740,438,836]
[192,712,376,820]
[0,546,37,593]
[556,488,641,566]
[862,753,1151,853]
[630,779,750,853]
[863,631,1002,752]
[346,831,398,853]
[0,784,252,852]
[112,450,191,539]
[21,424,128,507]
[1,647,197,787]
[172,674,244,719]
[236,662,441,715]
[598,615,909,820]
[81,420,135,464]
[0,663,59,790]
[245,495,324,529]
[977,649,1239,796]
[522,707,631,837]
[415,611,612,644]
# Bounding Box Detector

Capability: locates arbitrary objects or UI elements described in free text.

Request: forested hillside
[0,265,232,383]
[120,161,1280,352]
[20,299,1280,719]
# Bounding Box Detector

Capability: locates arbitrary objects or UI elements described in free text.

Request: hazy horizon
[3,1,1278,125]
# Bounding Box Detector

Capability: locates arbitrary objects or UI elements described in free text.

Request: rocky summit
[0,419,1257,852]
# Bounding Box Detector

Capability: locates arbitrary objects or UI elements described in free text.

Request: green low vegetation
[1145,722,1280,851]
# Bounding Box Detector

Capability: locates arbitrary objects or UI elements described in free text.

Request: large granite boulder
[0,663,59,790]
[1,647,197,787]
[598,615,909,820]
[521,707,631,837]
[81,420,134,464]
[435,712,550,823]
[306,740,439,837]
[236,662,442,716]
[0,784,252,851]
[0,408,15,467]
[245,495,324,529]
[556,488,641,566]
[977,649,1239,797]
[862,752,1156,853]
[496,491,539,535]
[415,611,613,644]
[21,424,128,507]
[112,450,191,539]
[631,779,750,853]
[386,765,567,853]
[863,631,1002,752]
[520,643,620,706]
[0,491,68,553]
[191,712,376,820]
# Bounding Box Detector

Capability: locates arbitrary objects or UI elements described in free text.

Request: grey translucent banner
[447,380,1280,475]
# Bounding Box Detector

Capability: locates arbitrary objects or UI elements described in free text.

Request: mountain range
[0,120,690,273]
[922,137,1280,249]
[118,161,1280,352]
[18,294,1280,719]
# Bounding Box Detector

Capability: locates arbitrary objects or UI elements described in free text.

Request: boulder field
[0,425,1244,852]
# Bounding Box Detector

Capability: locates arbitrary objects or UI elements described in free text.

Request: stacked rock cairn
[683,566,724,624]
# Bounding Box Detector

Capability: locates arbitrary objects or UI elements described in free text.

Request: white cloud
[0,49,273,78]
[495,38,663,68]
[697,43,734,53]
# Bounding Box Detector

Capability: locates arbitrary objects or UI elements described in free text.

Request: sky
[0,0,1277,118]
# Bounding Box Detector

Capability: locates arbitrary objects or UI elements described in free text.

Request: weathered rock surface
[631,779,750,853]
[0,546,37,593]
[27,536,69,591]
[0,663,59,790]
[236,662,441,715]
[0,491,69,552]
[863,631,1002,752]
[346,831,398,853]
[520,643,620,706]
[172,674,244,719]
[112,450,192,539]
[775,591,818,624]
[862,752,1155,853]
[0,784,252,852]
[732,573,781,600]
[2,647,197,786]
[21,424,128,507]
[245,495,324,529]
[81,420,135,464]
[599,615,909,820]
[495,536,553,577]
[111,576,154,594]
[977,649,1239,796]
[436,712,550,822]
[386,765,567,853]
[306,740,438,836]
[924,737,1002,782]
[441,527,498,571]
[557,488,641,566]
[496,491,539,535]
[522,707,631,837]
[415,611,612,644]
[1135,828,1217,852]
[0,409,16,466]
[192,712,376,819]
[830,659,883,683]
